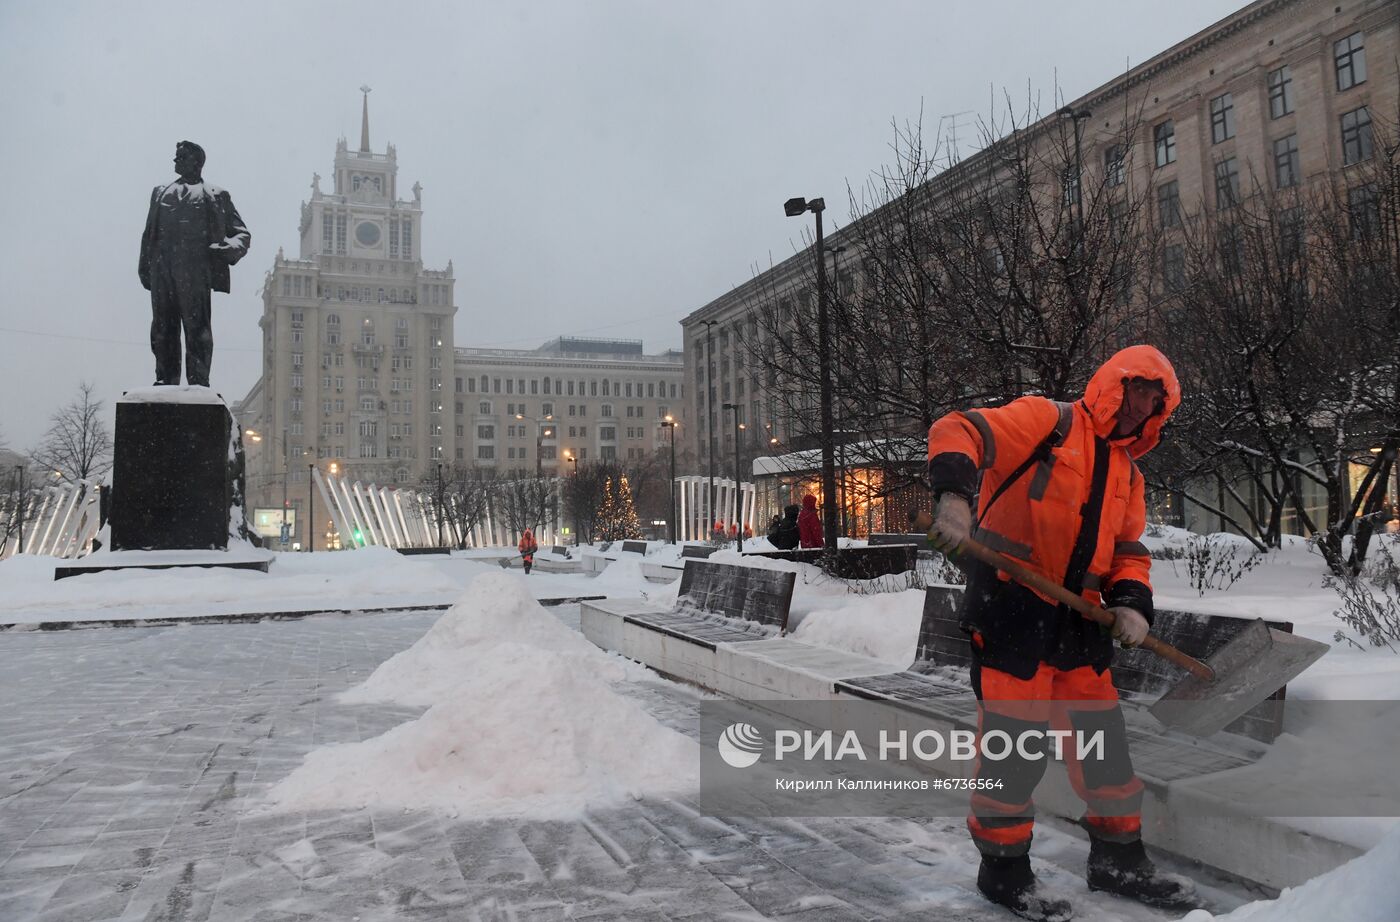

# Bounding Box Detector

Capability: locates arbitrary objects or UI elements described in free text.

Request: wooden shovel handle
[914,512,1215,681]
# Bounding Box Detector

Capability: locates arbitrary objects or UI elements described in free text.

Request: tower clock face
[355,221,382,247]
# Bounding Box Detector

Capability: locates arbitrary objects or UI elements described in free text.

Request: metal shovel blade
[1149,618,1329,738]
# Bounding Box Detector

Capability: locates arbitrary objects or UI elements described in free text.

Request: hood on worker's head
[801,494,817,510]
[1082,345,1180,458]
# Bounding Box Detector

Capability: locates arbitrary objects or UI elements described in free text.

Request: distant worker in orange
[518,527,539,575]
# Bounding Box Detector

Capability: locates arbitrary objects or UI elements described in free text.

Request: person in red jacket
[518,527,539,575]
[926,345,1195,920]
[797,494,823,548]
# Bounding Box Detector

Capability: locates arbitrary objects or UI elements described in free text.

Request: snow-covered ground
[2,534,1398,919]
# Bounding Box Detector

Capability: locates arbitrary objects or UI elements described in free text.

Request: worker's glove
[1108,606,1149,647]
[930,494,972,554]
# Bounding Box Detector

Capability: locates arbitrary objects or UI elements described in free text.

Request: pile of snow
[1177,824,1400,920]
[789,589,923,665]
[261,571,697,818]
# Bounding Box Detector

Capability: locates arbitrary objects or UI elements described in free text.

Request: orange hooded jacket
[926,345,1180,675]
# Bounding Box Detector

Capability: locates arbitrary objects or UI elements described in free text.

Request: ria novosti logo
[718,722,765,768]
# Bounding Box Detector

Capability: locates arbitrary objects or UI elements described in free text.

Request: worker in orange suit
[926,345,1195,920]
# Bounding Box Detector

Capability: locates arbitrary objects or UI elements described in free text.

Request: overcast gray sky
[0,0,1243,451]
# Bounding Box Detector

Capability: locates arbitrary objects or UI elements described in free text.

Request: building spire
[359,85,372,153]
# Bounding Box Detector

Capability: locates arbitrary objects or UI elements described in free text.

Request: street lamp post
[307,463,315,552]
[516,413,554,479]
[1059,107,1092,237]
[784,196,838,552]
[565,453,579,545]
[661,417,678,544]
[700,318,719,538]
[723,403,745,553]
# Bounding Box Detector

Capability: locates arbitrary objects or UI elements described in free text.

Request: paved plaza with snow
[1,542,1397,920]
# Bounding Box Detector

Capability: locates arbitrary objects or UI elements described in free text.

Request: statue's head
[174,140,206,177]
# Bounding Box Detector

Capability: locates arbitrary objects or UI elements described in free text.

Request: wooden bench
[620,540,649,554]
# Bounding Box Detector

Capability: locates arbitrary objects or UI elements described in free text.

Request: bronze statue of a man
[138,141,251,387]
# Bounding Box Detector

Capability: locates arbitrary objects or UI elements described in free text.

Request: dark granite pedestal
[60,387,265,581]
[110,391,233,550]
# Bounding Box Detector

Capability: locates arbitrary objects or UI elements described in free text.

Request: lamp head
[783,197,808,217]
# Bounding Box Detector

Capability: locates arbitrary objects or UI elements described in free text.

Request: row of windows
[476,446,594,461]
[457,375,679,399]
[1154,33,1367,170]
[1152,105,1374,227]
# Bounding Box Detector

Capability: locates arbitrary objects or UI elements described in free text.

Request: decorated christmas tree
[613,474,643,539]
[596,474,644,541]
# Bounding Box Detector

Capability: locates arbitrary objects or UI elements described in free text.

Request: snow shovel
[915,513,1326,735]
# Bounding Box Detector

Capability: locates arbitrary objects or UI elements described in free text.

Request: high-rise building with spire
[237,90,457,549]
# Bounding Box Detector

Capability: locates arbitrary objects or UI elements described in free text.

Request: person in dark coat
[769,505,800,550]
[797,494,823,548]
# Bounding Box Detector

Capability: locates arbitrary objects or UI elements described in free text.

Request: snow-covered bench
[580,560,797,687]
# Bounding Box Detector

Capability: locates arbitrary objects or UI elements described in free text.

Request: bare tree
[743,94,1156,496]
[1144,113,1400,572]
[32,382,112,485]
[446,465,498,548]
[498,471,557,542]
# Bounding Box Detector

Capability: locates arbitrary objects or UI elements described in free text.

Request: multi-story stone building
[679,0,1397,531]
[239,94,457,548]
[452,337,684,474]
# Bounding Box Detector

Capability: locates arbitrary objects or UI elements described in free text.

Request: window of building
[292,352,303,367]
[625,382,633,398]
[601,426,616,440]
[1341,106,1373,165]
[1154,120,1176,167]
[540,446,556,460]
[1268,65,1294,118]
[291,373,303,389]
[579,405,586,417]
[478,425,495,439]
[1348,183,1380,238]
[626,406,634,418]
[542,402,554,416]
[531,379,538,394]
[478,446,494,460]
[601,446,616,460]
[1209,92,1235,144]
[1104,144,1125,187]
[1214,158,1240,209]
[543,376,551,394]
[568,404,576,416]
[479,401,491,414]
[1273,134,1300,189]
[1163,244,1186,291]
[359,396,374,411]
[568,426,577,437]
[1335,32,1366,91]
[1153,180,1176,229]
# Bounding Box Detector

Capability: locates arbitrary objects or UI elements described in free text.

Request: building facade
[678,0,1397,532]
[240,95,457,549]
[452,337,684,474]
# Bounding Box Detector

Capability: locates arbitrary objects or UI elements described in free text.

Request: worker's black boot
[977,855,1074,922]
[1086,837,1198,910]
